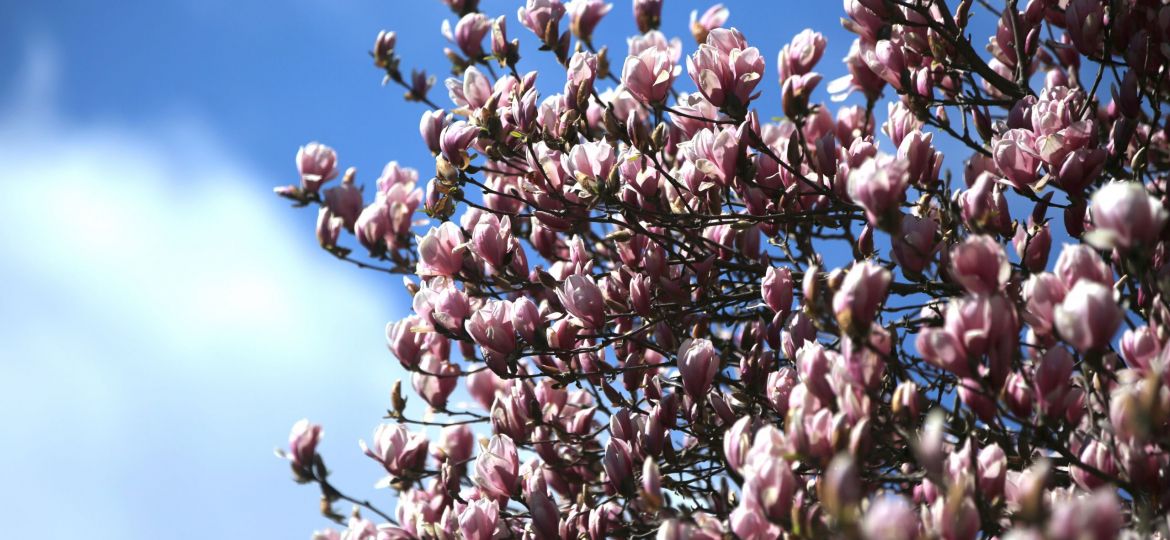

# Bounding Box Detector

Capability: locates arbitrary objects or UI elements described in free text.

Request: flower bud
[287,419,323,473]
[678,338,720,400]
[761,266,794,316]
[632,0,662,33]
[833,260,891,335]
[603,438,635,493]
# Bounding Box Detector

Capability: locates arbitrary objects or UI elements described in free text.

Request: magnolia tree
[274,0,1170,538]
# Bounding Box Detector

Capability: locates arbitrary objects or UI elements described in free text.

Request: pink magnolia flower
[448,66,492,111]
[414,283,471,332]
[927,495,980,540]
[993,129,1041,189]
[1054,243,1113,290]
[777,28,826,83]
[827,38,885,102]
[632,0,662,33]
[897,130,939,187]
[287,419,322,472]
[360,423,429,478]
[781,72,822,118]
[1120,326,1161,372]
[439,121,480,168]
[442,13,491,58]
[833,260,892,335]
[1071,440,1118,491]
[474,434,519,500]
[957,171,1013,235]
[1054,280,1122,352]
[680,126,739,187]
[372,30,396,68]
[562,139,616,191]
[1087,181,1168,251]
[642,457,663,506]
[323,172,363,229]
[435,424,474,464]
[761,266,794,316]
[556,274,606,329]
[420,109,451,155]
[678,338,720,399]
[861,495,919,540]
[686,28,765,109]
[891,213,938,276]
[471,214,514,270]
[356,181,424,254]
[511,297,541,343]
[387,316,427,368]
[1013,219,1052,273]
[517,0,566,45]
[847,155,910,228]
[1055,148,1107,193]
[977,443,1007,498]
[859,38,906,91]
[564,51,598,110]
[566,0,612,42]
[1021,272,1067,335]
[740,436,796,522]
[296,142,339,194]
[458,498,499,540]
[621,45,680,105]
[689,4,729,45]
[466,300,517,369]
[949,235,1011,294]
[1065,0,1105,55]
[918,294,1018,382]
[413,355,459,409]
[603,438,635,493]
[416,222,466,277]
[316,208,343,249]
[730,505,778,540]
[1048,490,1123,540]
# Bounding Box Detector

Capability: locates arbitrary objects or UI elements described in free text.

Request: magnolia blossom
[474,434,519,499]
[360,424,429,478]
[556,274,605,329]
[277,3,1170,538]
[296,142,339,193]
[777,28,826,82]
[686,28,765,109]
[848,155,910,228]
[678,338,719,399]
[621,45,680,105]
[287,419,322,472]
[517,0,566,44]
[1087,181,1168,251]
[1054,281,1122,352]
[833,261,891,335]
[566,0,611,42]
[416,222,466,277]
[689,4,729,45]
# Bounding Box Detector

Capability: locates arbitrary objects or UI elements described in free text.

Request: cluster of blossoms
[276,0,1170,538]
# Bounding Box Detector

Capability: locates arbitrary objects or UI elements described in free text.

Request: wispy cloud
[0,38,403,538]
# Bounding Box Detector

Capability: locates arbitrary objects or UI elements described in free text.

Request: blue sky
[0,1,858,538]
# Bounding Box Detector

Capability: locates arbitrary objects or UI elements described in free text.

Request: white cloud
[0,38,405,538]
